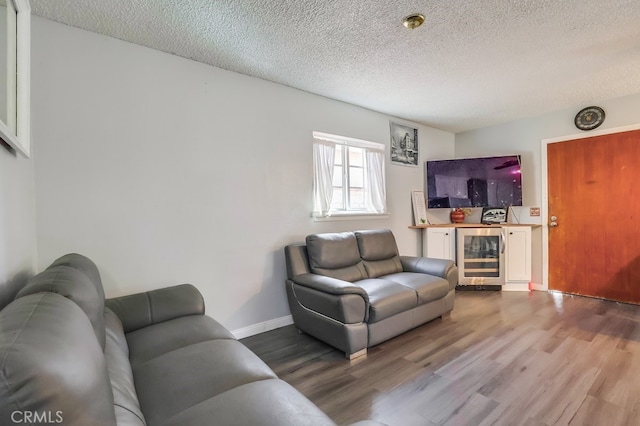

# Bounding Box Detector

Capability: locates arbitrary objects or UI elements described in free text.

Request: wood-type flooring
[241,290,640,425]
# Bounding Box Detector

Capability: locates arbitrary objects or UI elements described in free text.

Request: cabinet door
[505,227,531,282]
[424,228,455,260]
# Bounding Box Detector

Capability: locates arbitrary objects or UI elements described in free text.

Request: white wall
[0,145,36,302]
[0,0,36,295]
[32,18,455,334]
[455,91,640,286]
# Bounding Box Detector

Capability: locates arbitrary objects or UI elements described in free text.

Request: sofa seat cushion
[355,278,417,323]
[126,315,235,368]
[382,272,450,305]
[306,232,367,282]
[132,339,277,425]
[158,379,335,426]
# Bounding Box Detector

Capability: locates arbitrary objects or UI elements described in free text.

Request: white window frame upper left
[0,0,30,158]
[312,131,389,221]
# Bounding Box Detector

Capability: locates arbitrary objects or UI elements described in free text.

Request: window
[312,132,387,217]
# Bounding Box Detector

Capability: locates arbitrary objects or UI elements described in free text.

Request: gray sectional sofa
[0,254,379,426]
[285,229,458,359]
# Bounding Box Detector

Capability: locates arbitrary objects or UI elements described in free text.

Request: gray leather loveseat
[0,254,379,426]
[285,229,458,359]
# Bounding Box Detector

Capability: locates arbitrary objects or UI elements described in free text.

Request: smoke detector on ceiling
[402,14,425,29]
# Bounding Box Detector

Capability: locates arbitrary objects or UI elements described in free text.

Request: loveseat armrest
[292,273,369,301]
[105,284,204,333]
[400,256,458,291]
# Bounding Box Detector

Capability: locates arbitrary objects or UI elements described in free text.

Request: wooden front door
[547,129,640,304]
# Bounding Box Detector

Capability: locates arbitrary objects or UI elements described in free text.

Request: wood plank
[242,291,640,425]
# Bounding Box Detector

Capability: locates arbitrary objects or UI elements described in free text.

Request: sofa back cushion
[306,232,367,282]
[355,229,403,278]
[0,293,116,425]
[104,308,146,426]
[48,253,106,301]
[16,265,107,350]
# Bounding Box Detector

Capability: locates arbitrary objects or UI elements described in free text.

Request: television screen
[425,155,522,208]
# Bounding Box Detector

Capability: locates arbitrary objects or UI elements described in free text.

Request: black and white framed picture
[481,207,507,224]
[390,122,418,166]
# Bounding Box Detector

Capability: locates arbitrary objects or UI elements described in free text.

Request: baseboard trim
[502,283,529,291]
[231,315,294,339]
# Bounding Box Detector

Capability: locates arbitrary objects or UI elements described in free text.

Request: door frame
[540,123,640,292]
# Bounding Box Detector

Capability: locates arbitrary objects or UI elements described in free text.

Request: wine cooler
[456,227,505,287]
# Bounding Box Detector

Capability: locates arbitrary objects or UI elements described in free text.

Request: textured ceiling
[31,0,640,133]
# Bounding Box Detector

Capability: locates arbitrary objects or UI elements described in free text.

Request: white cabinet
[504,226,531,283]
[420,225,533,290]
[423,227,455,261]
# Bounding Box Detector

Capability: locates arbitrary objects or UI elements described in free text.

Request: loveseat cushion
[0,293,116,425]
[132,339,277,425]
[306,232,367,281]
[401,256,458,291]
[355,229,403,278]
[355,278,417,322]
[16,264,107,350]
[158,379,335,426]
[382,272,450,304]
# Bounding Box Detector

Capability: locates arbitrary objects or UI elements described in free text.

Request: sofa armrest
[105,284,204,333]
[291,273,369,302]
[400,256,458,291]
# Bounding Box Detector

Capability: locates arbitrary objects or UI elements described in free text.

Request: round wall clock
[574,106,605,131]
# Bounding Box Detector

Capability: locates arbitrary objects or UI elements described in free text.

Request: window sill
[313,213,390,222]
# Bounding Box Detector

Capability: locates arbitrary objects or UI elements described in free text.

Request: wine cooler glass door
[457,228,505,285]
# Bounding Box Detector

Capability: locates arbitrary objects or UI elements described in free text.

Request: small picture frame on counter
[411,191,428,225]
[481,207,507,224]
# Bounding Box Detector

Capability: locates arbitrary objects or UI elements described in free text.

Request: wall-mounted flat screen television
[425,155,522,208]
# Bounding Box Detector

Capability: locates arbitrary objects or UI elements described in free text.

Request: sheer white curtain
[365,149,387,213]
[312,140,335,217]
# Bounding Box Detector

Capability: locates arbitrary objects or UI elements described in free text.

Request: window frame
[312,132,388,220]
